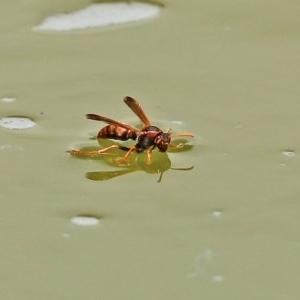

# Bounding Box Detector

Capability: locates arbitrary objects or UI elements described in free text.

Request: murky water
[1,1,300,299]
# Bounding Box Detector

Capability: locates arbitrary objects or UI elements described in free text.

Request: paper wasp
[69,96,194,163]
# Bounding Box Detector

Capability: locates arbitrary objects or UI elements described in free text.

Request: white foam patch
[71,216,100,226]
[33,2,161,32]
[0,117,36,129]
[1,97,16,103]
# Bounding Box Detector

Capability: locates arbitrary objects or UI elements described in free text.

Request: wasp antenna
[171,166,194,171]
[171,133,194,138]
[166,128,172,134]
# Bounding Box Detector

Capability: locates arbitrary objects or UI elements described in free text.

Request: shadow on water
[70,138,194,183]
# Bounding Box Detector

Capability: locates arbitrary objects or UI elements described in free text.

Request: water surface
[1,1,300,299]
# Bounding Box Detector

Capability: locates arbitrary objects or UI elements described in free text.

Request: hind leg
[69,144,121,157]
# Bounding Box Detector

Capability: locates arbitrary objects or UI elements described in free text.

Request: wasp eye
[156,134,171,152]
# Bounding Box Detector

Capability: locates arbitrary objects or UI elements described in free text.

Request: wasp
[69,96,194,163]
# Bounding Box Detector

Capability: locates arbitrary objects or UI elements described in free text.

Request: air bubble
[282,150,295,158]
[212,210,223,218]
[70,214,101,226]
[0,117,36,129]
[1,97,16,103]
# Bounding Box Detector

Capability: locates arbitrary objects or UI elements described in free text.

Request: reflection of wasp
[69,96,194,163]
[85,148,194,183]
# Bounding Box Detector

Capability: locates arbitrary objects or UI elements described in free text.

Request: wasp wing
[86,169,136,181]
[124,96,151,127]
[86,114,139,131]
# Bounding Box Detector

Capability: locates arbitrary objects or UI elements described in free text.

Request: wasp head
[155,132,171,152]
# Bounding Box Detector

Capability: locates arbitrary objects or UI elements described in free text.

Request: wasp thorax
[135,126,164,153]
[136,133,156,153]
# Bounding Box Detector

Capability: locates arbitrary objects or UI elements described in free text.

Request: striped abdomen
[98,125,137,141]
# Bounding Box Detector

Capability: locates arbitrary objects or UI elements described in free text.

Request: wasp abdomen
[98,125,137,141]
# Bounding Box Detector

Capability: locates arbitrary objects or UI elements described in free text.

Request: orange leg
[69,144,121,157]
[169,143,184,149]
[146,150,153,165]
[169,132,194,150]
[116,146,136,164]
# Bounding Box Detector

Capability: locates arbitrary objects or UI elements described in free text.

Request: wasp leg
[115,146,136,164]
[171,133,194,138]
[69,144,121,157]
[146,150,153,165]
[169,143,184,149]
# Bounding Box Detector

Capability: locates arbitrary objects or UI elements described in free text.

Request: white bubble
[212,210,223,218]
[0,144,24,151]
[282,150,295,158]
[70,216,100,226]
[33,3,161,32]
[0,117,36,129]
[1,97,16,103]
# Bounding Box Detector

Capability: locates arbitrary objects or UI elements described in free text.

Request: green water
[1,1,300,299]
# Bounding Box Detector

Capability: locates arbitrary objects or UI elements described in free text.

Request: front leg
[146,149,153,165]
[169,143,184,149]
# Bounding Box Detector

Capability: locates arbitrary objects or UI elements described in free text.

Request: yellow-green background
[1,1,299,299]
